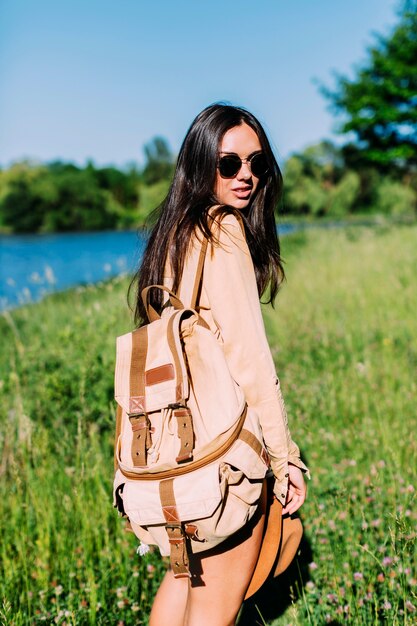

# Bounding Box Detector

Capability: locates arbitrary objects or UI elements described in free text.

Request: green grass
[1,224,416,625]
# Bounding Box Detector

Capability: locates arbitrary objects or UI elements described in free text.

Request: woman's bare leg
[185,501,266,626]
[149,568,190,626]
[149,485,267,626]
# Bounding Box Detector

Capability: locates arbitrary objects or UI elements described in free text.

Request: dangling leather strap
[129,414,153,467]
[159,479,190,578]
[174,407,194,463]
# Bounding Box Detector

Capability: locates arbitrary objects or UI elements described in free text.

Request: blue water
[0,223,297,312]
[0,230,146,311]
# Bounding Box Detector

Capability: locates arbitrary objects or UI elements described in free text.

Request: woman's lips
[232,187,252,198]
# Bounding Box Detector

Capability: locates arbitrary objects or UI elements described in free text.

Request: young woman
[129,103,309,626]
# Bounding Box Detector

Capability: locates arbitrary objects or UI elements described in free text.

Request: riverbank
[3,213,414,313]
[1,222,416,624]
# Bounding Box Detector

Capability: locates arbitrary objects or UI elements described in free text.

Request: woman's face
[215,123,262,209]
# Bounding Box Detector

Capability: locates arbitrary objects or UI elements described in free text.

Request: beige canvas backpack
[113,232,270,578]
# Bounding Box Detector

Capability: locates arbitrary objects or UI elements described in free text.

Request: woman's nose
[236,161,252,180]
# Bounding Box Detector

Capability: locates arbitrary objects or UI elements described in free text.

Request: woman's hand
[281,463,307,515]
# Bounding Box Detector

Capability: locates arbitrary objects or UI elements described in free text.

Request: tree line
[1,1,416,233]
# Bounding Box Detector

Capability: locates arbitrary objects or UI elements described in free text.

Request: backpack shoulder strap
[190,233,208,311]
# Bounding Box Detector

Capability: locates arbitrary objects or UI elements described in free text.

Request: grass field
[0,223,416,625]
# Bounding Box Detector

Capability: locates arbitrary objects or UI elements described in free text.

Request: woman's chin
[224,197,252,210]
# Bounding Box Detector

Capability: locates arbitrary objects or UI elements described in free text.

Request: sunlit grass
[0,223,416,625]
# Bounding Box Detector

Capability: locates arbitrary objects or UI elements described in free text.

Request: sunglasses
[217,152,269,178]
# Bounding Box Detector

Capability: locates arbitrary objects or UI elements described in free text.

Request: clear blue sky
[0,0,400,168]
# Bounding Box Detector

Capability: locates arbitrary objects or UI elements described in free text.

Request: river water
[0,224,297,311]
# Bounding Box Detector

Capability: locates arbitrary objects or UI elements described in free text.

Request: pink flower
[354,572,363,581]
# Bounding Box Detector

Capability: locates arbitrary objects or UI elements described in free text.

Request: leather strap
[128,325,153,466]
[174,407,194,463]
[141,285,184,322]
[129,326,147,415]
[190,235,208,311]
[239,428,270,466]
[159,479,190,578]
[167,313,184,404]
[129,414,153,467]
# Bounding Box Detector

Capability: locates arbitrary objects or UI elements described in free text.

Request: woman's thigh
[185,495,267,626]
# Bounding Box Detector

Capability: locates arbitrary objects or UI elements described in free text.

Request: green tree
[142,136,175,185]
[0,162,50,232]
[283,141,355,216]
[321,1,417,173]
[374,178,417,215]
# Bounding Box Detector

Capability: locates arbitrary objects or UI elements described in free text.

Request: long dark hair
[128,103,285,327]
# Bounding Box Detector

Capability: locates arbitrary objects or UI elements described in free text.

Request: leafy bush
[374,178,417,216]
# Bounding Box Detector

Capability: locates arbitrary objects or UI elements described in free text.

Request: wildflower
[377,573,385,582]
[382,601,392,610]
[131,604,140,612]
[405,601,416,613]
[382,557,393,566]
[137,541,150,556]
[309,562,318,571]
[306,581,315,591]
[54,585,63,596]
[353,572,363,581]
[147,564,155,573]
[117,600,125,609]
[371,519,381,527]
[355,362,366,375]
[116,587,127,598]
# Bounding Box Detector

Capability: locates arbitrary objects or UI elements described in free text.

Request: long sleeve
[201,213,310,504]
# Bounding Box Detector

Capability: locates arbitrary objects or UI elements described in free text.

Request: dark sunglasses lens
[250,154,269,177]
[219,156,241,178]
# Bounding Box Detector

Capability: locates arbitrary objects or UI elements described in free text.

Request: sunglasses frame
[217,151,269,179]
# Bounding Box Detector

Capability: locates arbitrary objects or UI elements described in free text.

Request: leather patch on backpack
[145,363,175,386]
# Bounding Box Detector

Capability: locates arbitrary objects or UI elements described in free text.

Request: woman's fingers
[281,464,307,515]
[281,490,305,515]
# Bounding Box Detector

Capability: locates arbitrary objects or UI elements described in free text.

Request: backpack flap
[114,311,189,416]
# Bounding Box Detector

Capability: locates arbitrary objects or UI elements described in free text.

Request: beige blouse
[164,211,310,505]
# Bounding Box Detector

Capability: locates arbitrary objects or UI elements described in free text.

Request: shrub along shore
[0,223,416,625]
